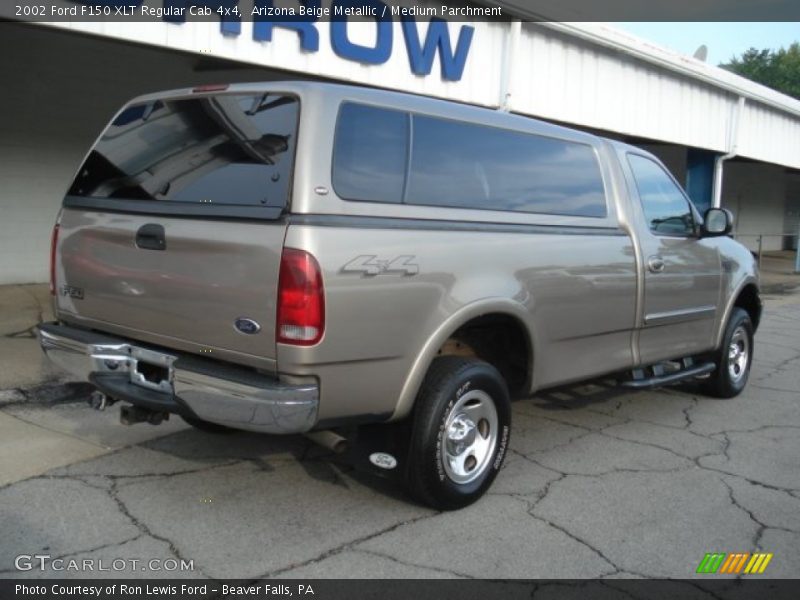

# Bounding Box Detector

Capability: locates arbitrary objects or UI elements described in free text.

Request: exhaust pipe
[120,404,169,426]
[304,430,349,454]
[88,391,108,410]
[88,390,117,411]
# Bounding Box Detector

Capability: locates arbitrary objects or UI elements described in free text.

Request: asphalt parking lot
[1,284,798,580]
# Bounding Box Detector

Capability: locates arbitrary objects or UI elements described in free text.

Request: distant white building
[1,7,798,283]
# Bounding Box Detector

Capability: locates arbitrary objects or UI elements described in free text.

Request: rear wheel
[700,308,754,398]
[405,357,511,510]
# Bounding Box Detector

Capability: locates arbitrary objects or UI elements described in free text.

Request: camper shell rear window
[68,94,299,209]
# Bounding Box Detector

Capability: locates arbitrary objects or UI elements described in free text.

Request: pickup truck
[38,81,761,509]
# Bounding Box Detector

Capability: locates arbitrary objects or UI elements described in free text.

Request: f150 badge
[341,255,419,277]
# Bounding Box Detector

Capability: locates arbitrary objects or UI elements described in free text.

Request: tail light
[49,223,60,296]
[277,248,325,346]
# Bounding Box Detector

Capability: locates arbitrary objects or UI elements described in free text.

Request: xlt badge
[60,285,84,300]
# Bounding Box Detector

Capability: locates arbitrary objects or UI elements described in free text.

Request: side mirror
[702,208,733,237]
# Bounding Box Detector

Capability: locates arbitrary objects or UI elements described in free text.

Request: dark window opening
[68,94,299,208]
[332,103,409,204]
[332,102,608,218]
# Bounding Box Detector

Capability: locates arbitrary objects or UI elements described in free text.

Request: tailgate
[56,210,286,365]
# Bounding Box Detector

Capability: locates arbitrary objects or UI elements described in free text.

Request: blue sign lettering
[252,0,320,51]
[330,0,392,65]
[67,0,474,81]
[401,16,473,81]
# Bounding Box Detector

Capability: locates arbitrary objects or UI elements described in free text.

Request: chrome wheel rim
[727,325,750,383]
[441,390,498,485]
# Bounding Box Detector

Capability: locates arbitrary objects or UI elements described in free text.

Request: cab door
[624,153,722,365]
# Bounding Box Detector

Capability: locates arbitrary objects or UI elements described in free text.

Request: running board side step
[621,359,716,389]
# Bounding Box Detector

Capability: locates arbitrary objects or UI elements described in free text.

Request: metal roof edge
[534,22,800,118]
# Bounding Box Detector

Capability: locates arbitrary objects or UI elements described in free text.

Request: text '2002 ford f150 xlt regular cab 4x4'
[38,81,761,509]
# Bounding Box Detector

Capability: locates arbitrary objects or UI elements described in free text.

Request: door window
[628,154,696,236]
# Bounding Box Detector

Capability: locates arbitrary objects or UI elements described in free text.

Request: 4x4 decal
[341,255,419,277]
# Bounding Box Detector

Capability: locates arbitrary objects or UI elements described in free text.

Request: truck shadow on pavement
[138,423,415,504]
[133,374,715,507]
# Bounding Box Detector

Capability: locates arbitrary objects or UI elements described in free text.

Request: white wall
[0,23,289,284]
[35,19,800,170]
[721,162,788,252]
[785,173,800,251]
[38,17,507,109]
[1,20,797,283]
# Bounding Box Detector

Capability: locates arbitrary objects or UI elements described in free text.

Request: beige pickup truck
[38,81,761,509]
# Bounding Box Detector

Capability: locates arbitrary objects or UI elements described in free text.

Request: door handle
[135,224,166,251]
[647,255,665,273]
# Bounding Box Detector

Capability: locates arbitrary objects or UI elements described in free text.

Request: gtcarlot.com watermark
[14,554,194,572]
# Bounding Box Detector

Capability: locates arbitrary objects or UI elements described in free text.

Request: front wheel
[700,308,754,398]
[405,357,511,510]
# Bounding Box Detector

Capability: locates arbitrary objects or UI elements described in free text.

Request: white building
[1,7,799,284]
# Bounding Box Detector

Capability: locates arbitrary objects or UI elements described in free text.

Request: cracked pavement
[1,286,798,580]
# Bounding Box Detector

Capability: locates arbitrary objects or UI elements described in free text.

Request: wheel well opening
[437,314,531,398]
[734,284,761,331]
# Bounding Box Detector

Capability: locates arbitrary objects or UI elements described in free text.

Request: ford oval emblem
[234,317,261,335]
[369,452,398,470]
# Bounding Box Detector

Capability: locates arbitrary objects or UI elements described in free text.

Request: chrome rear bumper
[37,322,319,434]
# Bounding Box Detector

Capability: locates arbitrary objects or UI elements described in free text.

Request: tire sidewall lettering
[435,396,457,482]
[493,424,510,470]
[726,315,752,392]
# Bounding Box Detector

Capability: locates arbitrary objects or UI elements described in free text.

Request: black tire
[181,415,236,434]
[405,356,511,510]
[700,308,754,398]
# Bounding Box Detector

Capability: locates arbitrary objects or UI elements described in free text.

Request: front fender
[715,277,761,347]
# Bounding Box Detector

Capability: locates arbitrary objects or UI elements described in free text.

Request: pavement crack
[692,431,800,495]
[259,512,438,578]
[719,477,799,544]
[594,428,698,463]
[516,495,620,577]
[107,460,242,483]
[681,396,698,429]
[352,548,476,578]
[696,463,800,495]
[719,478,767,557]
[521,449,689,478]
[106,479,210,578]
[517,429,596,456]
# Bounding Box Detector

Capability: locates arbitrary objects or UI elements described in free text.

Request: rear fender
[390,298,535,421]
